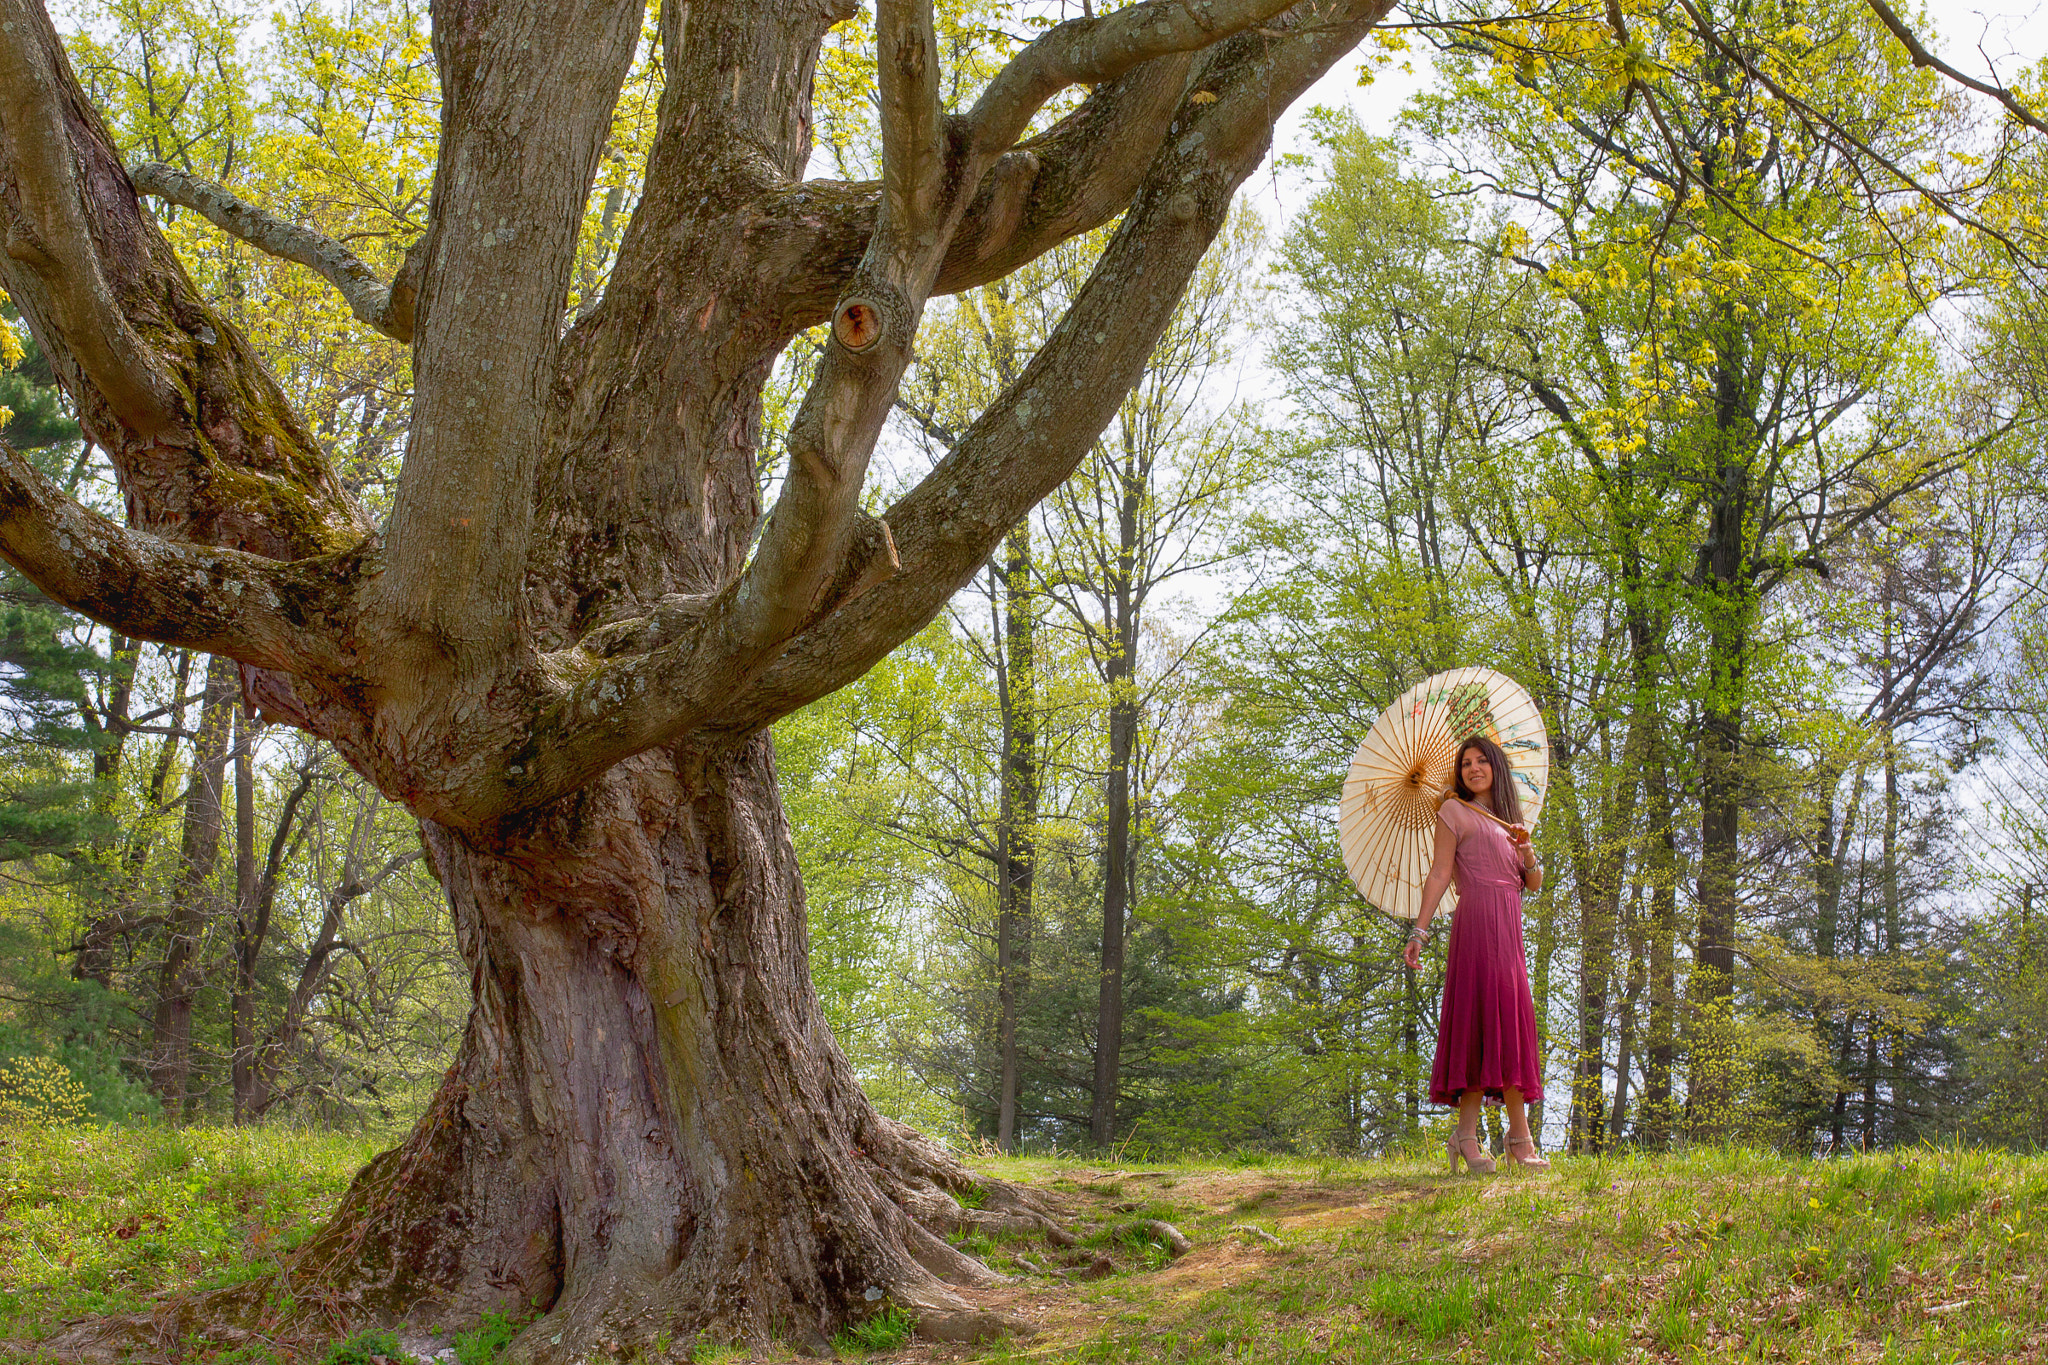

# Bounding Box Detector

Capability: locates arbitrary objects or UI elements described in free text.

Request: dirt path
[891,1167,1445,1363]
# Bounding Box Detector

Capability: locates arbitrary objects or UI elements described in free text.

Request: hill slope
[2,1128,2041,1362]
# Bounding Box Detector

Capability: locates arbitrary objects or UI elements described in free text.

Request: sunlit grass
[968,1142,2048,1364]
[0,1123,383,1349]
[3,1127,2045,1363]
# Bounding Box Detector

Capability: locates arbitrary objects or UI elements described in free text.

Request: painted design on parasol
[1338,667,1551,921]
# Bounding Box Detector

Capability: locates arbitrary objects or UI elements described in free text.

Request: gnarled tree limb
[0,440,358,674]
[725,0,954,658]
[128,161,416,343]
[708,0,1401,742]
[500,0,1396,807]
[0,0,180,437]
[729,0,1307,668]
[965,0,1304,159]
[0,0,369,570]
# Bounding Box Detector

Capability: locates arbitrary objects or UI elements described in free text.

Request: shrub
[0,1054,90,1126]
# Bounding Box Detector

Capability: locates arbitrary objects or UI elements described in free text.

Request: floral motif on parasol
[1338,667,1550,921]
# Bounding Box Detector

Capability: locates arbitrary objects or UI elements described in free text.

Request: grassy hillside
[2,1126,2043,1363]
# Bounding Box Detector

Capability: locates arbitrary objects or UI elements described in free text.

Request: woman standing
[1401,735,1550,1174]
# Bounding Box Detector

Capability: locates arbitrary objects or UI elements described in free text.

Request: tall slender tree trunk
[74,634,141,988]
[1639,719,1680,1150]
[1089,449,1142,1148]
[1607,881,1644,1144]
[231,740,319,1122]
[1690,424,1753,1138]
[1091,685,1136,1147]
[993,527,1038,1154]
[149,652,236,1120]
[1813,764,1864,1149]
[1565,788,1613,1155]
[1876,562,1902,1147]
[1565,724,1637,1154]
[1831,1016,1855,1152]
[229,713,259,1122]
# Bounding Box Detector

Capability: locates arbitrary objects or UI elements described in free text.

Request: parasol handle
[1451,795,1525,835]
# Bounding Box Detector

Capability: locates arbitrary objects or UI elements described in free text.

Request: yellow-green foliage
[0,1055,90,1127]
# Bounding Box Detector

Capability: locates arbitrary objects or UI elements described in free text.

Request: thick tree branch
[750,57,1198,334]
[0,440,357,673]
[730,2,1303,662]
[491,1,1393,817]
[0,0,180,436]
[368,0,644,673]
[709,0,1401,742]
[877,0,947,233]
[129,162,415,343]
[966,0,1306,159]
[727,0,951,659]
[0,0,368,577]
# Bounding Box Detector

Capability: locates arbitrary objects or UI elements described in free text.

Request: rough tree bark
[0,0,1395,1355]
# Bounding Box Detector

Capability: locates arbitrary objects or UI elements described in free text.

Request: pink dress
[1428,798,1545,1106]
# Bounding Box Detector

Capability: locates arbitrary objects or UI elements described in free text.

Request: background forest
[4,0,2047,1160]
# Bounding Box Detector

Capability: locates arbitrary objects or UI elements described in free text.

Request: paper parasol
[1338,667,1550,920]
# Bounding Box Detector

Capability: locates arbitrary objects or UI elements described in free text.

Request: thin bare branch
[1862,0,2048,137]
[129,161,414,342]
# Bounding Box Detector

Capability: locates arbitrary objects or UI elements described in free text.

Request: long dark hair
[1453,735,1526,825]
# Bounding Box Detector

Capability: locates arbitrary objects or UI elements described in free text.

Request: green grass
[4,1126,2047,1363]
[833,1306,913,1354]
[0,1123,385,1354]
[966,1142,2048,1364]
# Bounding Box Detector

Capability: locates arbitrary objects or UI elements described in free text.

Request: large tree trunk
[80,740,1064,1361]
[3,0,1397,1351]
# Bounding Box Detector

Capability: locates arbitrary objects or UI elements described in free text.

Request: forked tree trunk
[3,0,1398,1354]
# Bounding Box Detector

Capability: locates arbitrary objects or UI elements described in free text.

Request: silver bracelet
[1407,924,1428,942]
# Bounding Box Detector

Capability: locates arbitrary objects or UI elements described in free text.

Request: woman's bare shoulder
[1435,794,1467,832]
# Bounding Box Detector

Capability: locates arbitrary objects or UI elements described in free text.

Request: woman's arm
[1402,817,1459,970]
